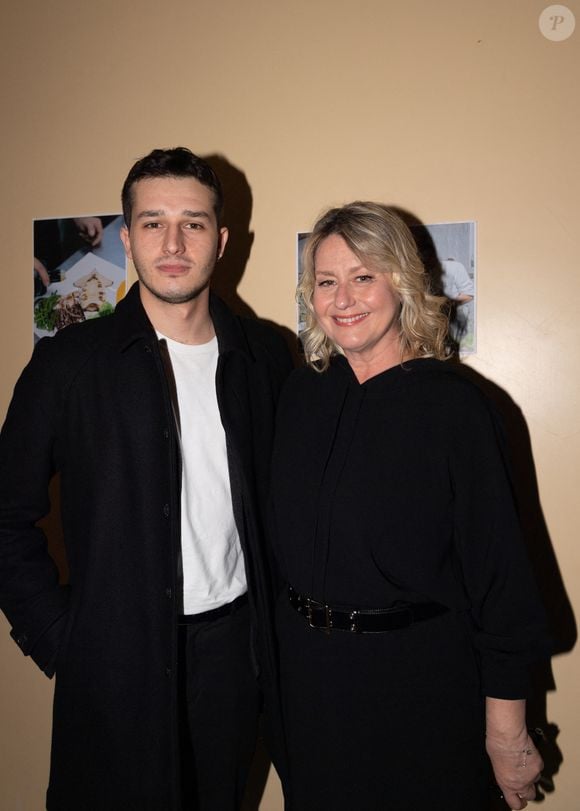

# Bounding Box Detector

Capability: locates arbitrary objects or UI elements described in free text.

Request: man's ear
[120,225,132,260]
[217,227,229,260]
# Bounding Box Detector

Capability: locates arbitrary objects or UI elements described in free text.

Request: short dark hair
[121,147,224,228]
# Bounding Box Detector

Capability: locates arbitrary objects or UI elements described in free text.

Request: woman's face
[312,234,401,369]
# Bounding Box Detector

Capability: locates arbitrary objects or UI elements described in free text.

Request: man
[440,257,475,342]
[440,257,474,304]
[0,148,292,810]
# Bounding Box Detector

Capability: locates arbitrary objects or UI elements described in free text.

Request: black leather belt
[288,585,448,634]
[178,593,248,625]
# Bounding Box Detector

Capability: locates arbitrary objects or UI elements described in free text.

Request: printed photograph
[33,214,127,343]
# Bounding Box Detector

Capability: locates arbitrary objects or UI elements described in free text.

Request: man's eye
[185,222,203,230]
[143,222,161,229]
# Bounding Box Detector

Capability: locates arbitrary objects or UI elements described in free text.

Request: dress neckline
[333,354,442,388]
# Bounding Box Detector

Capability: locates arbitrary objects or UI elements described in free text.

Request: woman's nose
[334,282,355,309]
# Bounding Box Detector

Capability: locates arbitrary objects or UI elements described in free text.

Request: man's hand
[73,217,103,247]
[34,257,50,288]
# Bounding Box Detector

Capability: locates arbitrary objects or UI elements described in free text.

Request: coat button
[162,504,170,517]
[165,667,172,678]
[163,428,170,439]
[16,634,28,647]
[165,587,172,599]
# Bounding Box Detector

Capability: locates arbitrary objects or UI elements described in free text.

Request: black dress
[270,357,547,811]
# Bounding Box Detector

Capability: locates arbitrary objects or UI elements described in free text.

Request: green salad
[34,294,60,331]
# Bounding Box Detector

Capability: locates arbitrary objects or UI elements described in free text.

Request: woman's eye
[356,274,373,282]
[316,279,335,287]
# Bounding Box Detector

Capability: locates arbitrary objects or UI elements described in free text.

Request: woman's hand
[486,697,543,809]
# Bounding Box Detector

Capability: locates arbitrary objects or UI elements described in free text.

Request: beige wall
[1,1,579,808]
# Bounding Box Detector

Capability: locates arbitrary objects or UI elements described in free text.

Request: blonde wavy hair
[297,202,450,371]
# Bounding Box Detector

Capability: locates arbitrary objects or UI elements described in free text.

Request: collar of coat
[113,281,254,359]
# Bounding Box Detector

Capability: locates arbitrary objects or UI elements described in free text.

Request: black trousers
[178,600,261,811]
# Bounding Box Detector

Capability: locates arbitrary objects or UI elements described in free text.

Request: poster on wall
[296,232,310,334]
[296,220,477,355]
[410,221,477,354]
[33,214,127,344]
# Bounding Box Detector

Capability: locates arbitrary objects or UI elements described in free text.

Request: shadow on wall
[399,204,576,807]
[205,153,302,366]
[457,363,576,808]
[205,154,256,320]
[393,207,460,356]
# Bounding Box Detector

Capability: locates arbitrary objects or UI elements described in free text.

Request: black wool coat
[0,283,292,810]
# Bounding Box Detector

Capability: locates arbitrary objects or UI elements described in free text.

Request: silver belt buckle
[322,603,333,634]
[306,598,333,634]
[349,609,359,633]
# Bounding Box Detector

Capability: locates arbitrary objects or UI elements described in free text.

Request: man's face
[120,176,228,305]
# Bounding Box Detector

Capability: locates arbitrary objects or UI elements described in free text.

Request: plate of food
[34,253,126,339]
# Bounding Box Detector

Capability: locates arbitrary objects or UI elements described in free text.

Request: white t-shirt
[159,334,247,614]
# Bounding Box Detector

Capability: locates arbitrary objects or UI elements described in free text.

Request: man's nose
[162,225,185,254]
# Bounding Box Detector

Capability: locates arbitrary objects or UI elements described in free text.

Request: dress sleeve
[0,338,70,677]
[450,387,550,699]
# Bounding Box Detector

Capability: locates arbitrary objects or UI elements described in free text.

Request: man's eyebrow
[136,209,163,219]
[182,210,211,219]
[136,209,211,220]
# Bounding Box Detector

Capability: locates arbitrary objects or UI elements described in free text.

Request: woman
[270,203,547,810]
